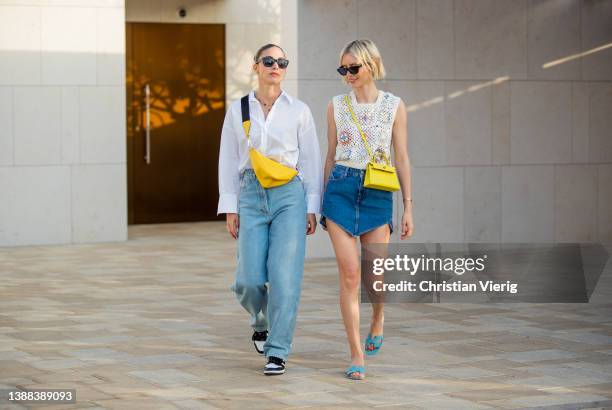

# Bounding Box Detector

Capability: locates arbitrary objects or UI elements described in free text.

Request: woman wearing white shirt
[217,44,322,376]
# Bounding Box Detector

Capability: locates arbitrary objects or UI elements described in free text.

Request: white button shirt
[217,90,323,215]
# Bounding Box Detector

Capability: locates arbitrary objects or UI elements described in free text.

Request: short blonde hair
[339,39,386,81]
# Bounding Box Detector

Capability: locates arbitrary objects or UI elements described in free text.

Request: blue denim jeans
[230,169,307,360]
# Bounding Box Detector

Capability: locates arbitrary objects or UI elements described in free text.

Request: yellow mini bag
[241,95,298,188]
[344,95,400,192]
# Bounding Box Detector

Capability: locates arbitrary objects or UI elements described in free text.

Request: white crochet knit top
[332,89,401,169]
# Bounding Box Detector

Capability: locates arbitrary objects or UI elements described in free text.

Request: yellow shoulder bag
[344,94,400,192]
[241,95,298,188]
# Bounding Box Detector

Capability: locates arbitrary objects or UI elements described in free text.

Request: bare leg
[326,219,363,375]
[360,224,391,337]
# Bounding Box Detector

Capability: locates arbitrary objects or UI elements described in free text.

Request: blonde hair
[339,39,386,81]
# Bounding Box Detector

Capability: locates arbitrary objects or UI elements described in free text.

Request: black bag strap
[240,95,250,138]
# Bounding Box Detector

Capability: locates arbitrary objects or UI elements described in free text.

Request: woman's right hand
[226,213,239,240]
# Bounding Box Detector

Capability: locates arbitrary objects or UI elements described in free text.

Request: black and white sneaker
[252,330,267,355]
[264,356,285,376]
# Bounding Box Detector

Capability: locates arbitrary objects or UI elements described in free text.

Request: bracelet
[402,197,413,202]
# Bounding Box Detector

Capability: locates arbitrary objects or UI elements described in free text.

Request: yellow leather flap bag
[344,95,400,192]
[241,95,298,188]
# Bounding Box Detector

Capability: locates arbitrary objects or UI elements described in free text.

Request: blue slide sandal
[345,364,365,380]
[364,333,383,356]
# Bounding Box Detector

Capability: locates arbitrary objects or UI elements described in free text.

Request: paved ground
[1,222,612,409]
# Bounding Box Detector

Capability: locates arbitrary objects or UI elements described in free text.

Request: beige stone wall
[299,0,612,258]
[0,0,127,246]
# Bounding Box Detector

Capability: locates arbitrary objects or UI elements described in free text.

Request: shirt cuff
[217,193,238,215]
[306,194,321,214]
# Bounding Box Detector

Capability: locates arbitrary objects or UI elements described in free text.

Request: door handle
[144,83,151,165]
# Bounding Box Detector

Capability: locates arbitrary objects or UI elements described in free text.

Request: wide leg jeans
[230,169,307,360]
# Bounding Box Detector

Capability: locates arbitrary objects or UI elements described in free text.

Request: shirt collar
[249,89,293,105]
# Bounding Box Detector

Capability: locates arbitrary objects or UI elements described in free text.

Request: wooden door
[126,23,225,224]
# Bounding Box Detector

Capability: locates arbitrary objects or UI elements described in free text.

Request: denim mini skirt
[320,164,394,237]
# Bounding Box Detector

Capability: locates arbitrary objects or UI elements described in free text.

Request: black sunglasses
[337,64,362,76]
[257,56,289,69]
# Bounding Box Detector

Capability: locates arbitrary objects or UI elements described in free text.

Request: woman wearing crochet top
[320,39,414,380]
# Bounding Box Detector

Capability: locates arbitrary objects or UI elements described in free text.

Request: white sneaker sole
[264,368,285,376]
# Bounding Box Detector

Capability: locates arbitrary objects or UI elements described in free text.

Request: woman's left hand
[400,210,414,240]
[306,213,317,235]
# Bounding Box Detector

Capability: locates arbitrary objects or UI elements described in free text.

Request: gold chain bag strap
[344,95,400,192]
[241,95,298,188]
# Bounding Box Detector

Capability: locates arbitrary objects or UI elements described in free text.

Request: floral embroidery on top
[339,149,352,161]
[338,130,352,145]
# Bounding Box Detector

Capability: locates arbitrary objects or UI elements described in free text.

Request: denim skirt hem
[320,214,393,237]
